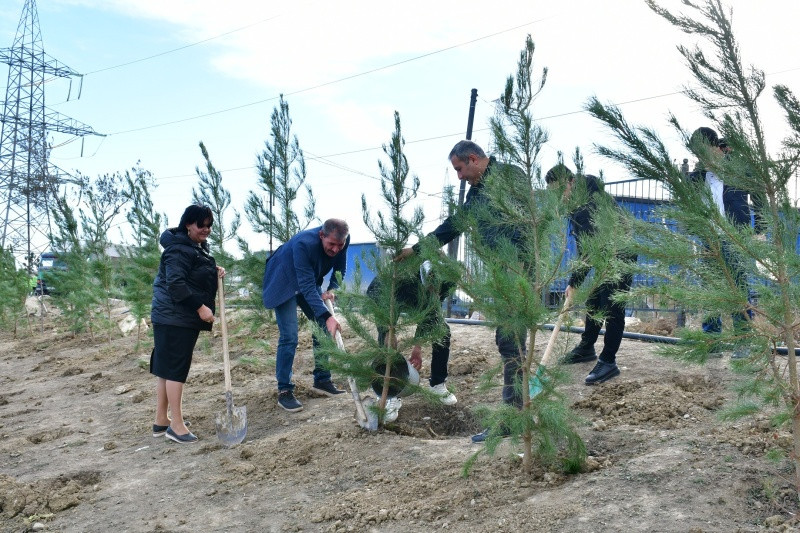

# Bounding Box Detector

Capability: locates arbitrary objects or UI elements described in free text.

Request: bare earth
[1,311,798,533]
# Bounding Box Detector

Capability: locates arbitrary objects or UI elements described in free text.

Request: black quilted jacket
[151,229,218,331]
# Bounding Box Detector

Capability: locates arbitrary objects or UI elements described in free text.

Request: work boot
[560,342,597,364]
[278,390,303,412]
[585,361,620,385]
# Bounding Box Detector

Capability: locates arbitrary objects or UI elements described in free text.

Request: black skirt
[150,324,201,383]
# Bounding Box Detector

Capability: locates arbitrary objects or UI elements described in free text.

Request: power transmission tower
[0,0,103,271]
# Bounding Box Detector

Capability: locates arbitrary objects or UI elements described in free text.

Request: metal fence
[458,176,684,318]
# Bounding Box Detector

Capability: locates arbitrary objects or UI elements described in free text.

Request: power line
[83,3,321,76]
[106,16,551,136]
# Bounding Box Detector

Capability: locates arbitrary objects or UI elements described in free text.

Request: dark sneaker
[312,381,346,397]
[560,344,597,364]
[585,361,620,385]
[470,426,511,444]
[278,390,303,412]
[165,426,198,444]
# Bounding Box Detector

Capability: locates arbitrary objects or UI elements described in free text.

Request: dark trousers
[702,241,752,333]
[496,327,528,408]
[295,293,333,385]
[377,313,451,387]
[579,267,635,365]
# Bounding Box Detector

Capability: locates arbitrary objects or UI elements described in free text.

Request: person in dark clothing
[395,140,529,443]
[544,164,637,385]
[366,261,457,406]
[151,204,226,444]
[689,127,764,358]
[262,219,349,412]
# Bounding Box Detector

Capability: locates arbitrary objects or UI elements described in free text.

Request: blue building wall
[343,242,382,291]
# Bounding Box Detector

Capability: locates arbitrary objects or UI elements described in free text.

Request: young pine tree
[588,0,800,494]
[81,172,130,342]
[0,248,34,336]
[244,94,316,246]
[49,191,98,337]
[457,34,593,475]
[120,165,163,345]
[193,141,240,265]
[239,96,317,334]
[323,111,443,426]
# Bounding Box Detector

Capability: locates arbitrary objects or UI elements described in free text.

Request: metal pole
[446,89,478,317]
[454,89,478,211]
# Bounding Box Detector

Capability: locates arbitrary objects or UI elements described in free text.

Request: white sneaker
[384,397,402,423]
[430,383,457,405]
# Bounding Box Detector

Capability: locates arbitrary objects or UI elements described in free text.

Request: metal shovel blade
[215,391,247,447]
[359,397,379,431]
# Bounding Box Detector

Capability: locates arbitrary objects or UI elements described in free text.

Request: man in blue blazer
[262,219,350,412]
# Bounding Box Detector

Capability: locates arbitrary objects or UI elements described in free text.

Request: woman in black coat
[150,205,225,444]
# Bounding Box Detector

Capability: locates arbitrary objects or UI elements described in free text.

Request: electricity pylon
[0,0,103,271]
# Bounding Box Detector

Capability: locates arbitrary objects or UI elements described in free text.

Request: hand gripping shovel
[324,299,378,431]
[529,291,573,398]
[215,278,247,446]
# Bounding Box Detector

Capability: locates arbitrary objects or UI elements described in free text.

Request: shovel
[324,299,378,431]
[215,277,247,446]
[529,291,573,398]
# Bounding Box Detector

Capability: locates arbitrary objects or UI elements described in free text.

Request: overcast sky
[3,0,800,252]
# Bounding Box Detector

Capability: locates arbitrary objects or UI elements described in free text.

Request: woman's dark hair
[176,204,213,233]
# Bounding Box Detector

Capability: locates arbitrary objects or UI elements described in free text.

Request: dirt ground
[1,307,799,533]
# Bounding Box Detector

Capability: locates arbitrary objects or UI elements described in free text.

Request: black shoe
[470,426,511,444]
[585,361,620,385]
[560,344,597,364]
[278,390,303,412]
[165,426,198,444]
[152,420,191,437]
[312,381,346,397]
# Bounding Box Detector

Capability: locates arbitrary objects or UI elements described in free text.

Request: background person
[262,219,350,412]
[545,164,637,385]
[366,260,458,423]
[151,204,225,444]
[689,127,764,358]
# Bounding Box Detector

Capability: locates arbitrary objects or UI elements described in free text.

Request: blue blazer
[261,226,349,318]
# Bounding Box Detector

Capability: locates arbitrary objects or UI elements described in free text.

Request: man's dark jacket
[567,174,633,288]
[416,156,527,253]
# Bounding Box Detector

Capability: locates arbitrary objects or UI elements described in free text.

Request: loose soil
[1,310,799,532]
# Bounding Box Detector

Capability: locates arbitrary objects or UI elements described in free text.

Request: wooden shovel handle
[540,291,573,368]
[323,299,369,425]
[218,276,232,394]
[324,299,345,350]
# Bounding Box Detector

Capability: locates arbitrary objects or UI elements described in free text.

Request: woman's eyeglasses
[196,222,213,229]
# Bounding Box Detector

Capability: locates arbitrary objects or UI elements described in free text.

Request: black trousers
[377,313,450,387]
[496,327,527,408]
[579,265,636,364]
